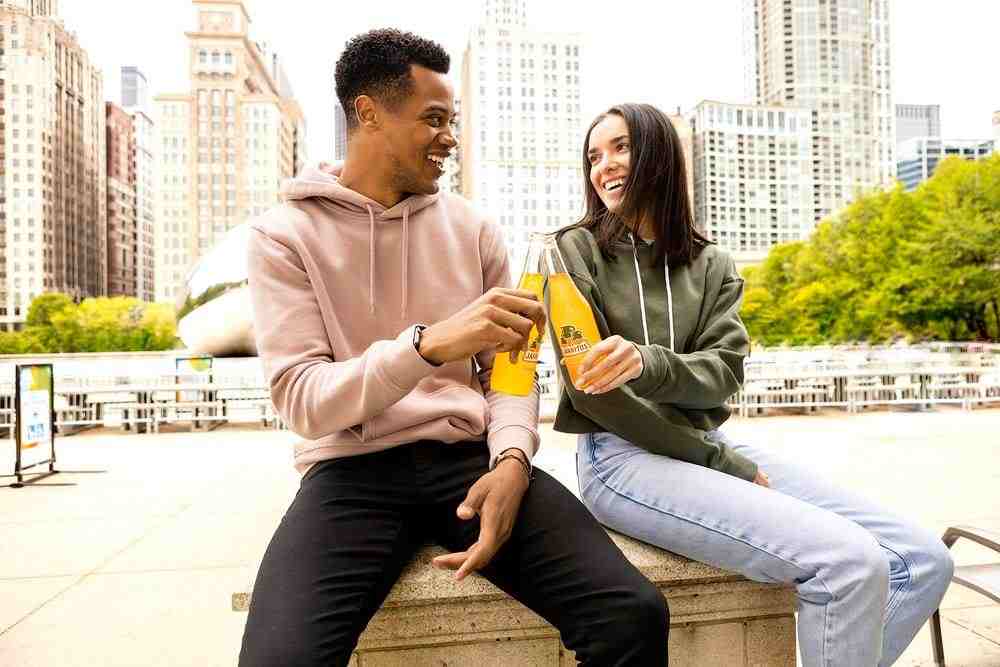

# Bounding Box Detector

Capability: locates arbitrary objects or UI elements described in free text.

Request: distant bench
[233,531,797,666]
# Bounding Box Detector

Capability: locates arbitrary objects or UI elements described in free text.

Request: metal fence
[0,344,997,435]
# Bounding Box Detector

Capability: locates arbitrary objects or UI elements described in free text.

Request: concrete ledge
[234,531,797,665]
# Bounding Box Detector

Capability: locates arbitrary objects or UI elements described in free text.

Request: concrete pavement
[1,408,999,666]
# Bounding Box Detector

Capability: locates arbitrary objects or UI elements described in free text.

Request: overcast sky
[61,0,999,161]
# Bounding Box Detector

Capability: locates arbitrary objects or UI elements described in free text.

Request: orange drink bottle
[542,235,602,388]
[490,234,547,396]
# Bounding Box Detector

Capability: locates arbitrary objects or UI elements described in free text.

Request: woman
[551,103,953,666]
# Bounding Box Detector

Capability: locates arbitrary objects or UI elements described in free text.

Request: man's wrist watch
[412,324,427,355]
[413,324,442,366]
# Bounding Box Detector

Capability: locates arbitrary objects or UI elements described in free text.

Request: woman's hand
[572,335,644,394]
[753,470,771,488]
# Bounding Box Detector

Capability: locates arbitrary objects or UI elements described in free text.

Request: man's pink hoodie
[248,166,540,474]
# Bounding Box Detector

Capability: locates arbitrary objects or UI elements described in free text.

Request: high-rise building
[895,104,940,152]
[106,103,137,298]
[691,101,814,261]
[153,0,305,304]
[122,65,149,110]
[122,66,156,303]
[0,0,106,330]
[896,138,994,191]
[131,108,156,302]
[667,111,695,217]
[333,100,347,161]
[461,0,585,270]
[442,98,463,196]
[743,0,894,224]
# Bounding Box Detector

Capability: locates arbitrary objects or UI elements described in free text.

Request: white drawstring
[630,233,675,352]
[664,258,675,353]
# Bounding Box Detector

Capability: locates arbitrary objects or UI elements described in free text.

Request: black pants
[239,440,668,666]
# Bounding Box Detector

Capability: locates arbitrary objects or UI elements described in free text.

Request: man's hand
[573,335,644,394]
[418,287,546,366]
[753,470,771,488]
[432,454,530,581]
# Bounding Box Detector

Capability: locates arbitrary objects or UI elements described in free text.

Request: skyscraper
[131,107,156,302]
[691,101,815,259]
[121,66,149,110]
[106,102,138,298]
[122,66,156,302]
[0,0,106,330]
[895,104,940,153]
[153,0,305,304]
[743,0,894,224]
[460,0,584,270]
[442,98,463,196]
[667,111,695,216]
[333,101,348,162]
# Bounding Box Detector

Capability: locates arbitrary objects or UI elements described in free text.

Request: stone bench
[233,531,797,665]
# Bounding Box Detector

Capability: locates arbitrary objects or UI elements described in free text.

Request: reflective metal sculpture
[176,223,257,356]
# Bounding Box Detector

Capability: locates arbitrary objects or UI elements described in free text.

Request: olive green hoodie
[550,226,757,482]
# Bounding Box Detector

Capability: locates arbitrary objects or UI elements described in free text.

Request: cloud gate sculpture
[176,222,257,357]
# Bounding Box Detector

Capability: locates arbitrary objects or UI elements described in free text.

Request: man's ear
[354,95,379,130]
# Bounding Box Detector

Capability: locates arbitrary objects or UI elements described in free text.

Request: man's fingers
[487,322,528,353]
[483,306,534,343]
[489,293,547,333]
[457,480,489,519]
[432,550,470,571]
[455,537,500,581]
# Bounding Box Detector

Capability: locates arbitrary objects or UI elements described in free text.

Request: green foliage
[0,293,180,354]
[742,154,1000,345]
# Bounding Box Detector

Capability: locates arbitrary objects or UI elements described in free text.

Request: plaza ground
[1,407,999,666]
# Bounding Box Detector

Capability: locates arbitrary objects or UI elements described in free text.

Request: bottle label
[558,325,591,357]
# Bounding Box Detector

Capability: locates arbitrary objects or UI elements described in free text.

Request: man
[239,29,668,666]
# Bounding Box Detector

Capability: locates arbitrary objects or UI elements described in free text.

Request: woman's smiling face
[587,114,631,213]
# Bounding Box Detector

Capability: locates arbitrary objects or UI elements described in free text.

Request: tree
[26,292,74,327]
[0,294,180,354]
[741,154,1000,345]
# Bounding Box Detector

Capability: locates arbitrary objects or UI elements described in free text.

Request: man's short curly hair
[335,29,450,132]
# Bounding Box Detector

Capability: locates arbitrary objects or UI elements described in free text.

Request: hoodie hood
[280,164,441,317]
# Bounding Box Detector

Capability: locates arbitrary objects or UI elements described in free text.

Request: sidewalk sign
[12,364,56,487]
[175,354,213,402]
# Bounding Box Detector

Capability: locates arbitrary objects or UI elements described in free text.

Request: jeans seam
[879,541,913,622]
[582,432,840,666]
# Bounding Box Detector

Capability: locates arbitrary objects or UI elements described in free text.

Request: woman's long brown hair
[564,103,712,265]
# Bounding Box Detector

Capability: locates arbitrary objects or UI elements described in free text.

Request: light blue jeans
[577,430,954,667]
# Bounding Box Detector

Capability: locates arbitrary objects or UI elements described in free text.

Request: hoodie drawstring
[366,203,411,319]
[401,206,409,319]
[366,204,376,314]
[630,233,675,352]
